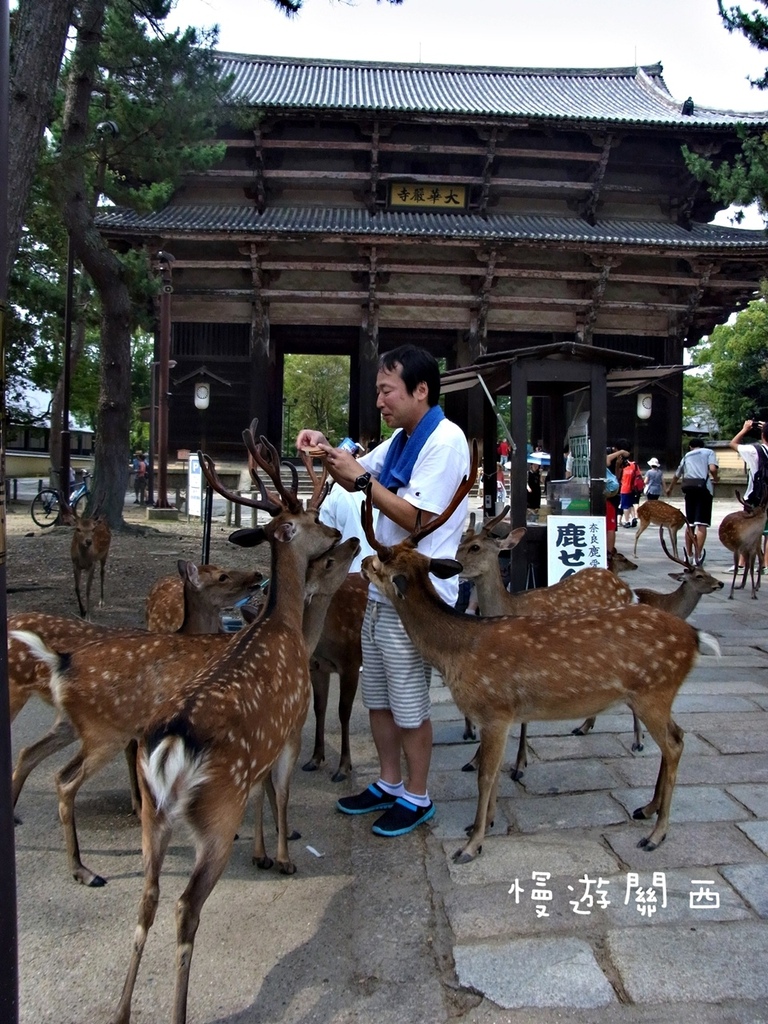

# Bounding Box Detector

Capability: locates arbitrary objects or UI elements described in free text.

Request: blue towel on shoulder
[378,405,445,491]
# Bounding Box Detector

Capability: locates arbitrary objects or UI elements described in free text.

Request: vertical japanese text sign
[547,516,607,583]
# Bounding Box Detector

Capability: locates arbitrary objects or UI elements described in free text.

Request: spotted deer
[360,440,718,863]
[633,499,691,560]
[65,509,111,619]
[456,509,640,773]
[145,561,263,632]
[633,534,724,614]
[718,491,768,599]
[9,561,260,815]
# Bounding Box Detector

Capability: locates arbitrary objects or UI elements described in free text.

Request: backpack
[748,443,768,506]
[630,462,644,494]
[136,459,146,478]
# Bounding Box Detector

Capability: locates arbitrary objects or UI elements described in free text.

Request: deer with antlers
[359,440,719,862]
[632,499,691,560]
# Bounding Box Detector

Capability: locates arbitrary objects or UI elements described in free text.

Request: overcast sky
[166,0,768,226]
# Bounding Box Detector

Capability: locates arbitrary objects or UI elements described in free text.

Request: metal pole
[59,232,74,509]
[155,253,174,508]
[201,480,213,564]
[0,0,19,1016]
[147,360,156,506]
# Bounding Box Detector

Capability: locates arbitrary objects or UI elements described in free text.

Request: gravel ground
[3,493,272,627]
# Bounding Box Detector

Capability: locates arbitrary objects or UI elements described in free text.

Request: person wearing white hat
[644,458,663,501]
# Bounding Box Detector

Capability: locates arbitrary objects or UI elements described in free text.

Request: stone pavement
[11,497,768,1023]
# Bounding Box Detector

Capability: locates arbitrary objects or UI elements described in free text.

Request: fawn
[64,509,111,620]
[633,499,691,560]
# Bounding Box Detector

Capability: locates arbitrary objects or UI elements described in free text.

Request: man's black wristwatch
[354,471,372,492]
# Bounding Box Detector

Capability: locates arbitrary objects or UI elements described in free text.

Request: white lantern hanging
[636,393,652,420]
[194,380,210,410]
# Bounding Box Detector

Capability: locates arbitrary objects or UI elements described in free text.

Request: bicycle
[30,471,92,528]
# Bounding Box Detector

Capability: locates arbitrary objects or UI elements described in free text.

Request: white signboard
[547,515,607,585]
[187,453,204,518]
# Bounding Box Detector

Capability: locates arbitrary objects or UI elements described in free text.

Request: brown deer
[101,433,342,1024]
[9,561,261,815]
[634,534,724,614]
[633,499,691,560]
[718,492,768,599]
[145,561,263,632]
[65,509,111,619]
[456,509,639,772]
[359,440,718,863]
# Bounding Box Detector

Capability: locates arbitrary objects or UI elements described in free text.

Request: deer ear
[228,527,268,548]
[499,527,527,551]
[669,571,686,581]
[392,573,408,598]
[428,558,462,579]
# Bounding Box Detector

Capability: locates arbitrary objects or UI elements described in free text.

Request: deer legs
[13,714,76,811]
[572,710,644,751]
[455,722,510,864]
[253,723,302,874]
[303,664,357,781]
[630,712,684,851]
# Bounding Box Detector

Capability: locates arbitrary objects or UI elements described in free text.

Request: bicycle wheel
[31,489,62,528]
[70,490,87,515]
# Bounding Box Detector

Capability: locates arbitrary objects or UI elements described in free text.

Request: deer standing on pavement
[65,509,111,619]
[104,433,341,1024]
[633,534,724,613]
[718,492,768,599]
[633,499,692,560]
[9,561,261,815]
[360,441,718,863]
[456,508,639,773]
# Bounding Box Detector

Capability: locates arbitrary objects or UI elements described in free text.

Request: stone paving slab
[611,785,747,823]
[443,834,621,887]
[505,791,628,834]
[612,752,768,787]
[680,678,768,694]
[518,760,622,795]
[525,733,628,762]
[431,798,509,841]
[603,821,768,870]
[607,923,768,1003]
[736,820,768,856]
[720,863,768,917]
[671,694,765,713]
[728,784,768,817]
[453,937,617,1010]
[697,729,768,754]
[444,868,752,941]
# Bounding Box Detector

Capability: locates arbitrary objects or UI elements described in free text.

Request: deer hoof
[331,769,350,783]
[571,726,587,736]
[632,806,651,820]
[452,847,478,864]
[461,760,477,773]
[301,759,321,772]
[287,829,301,842]
[83,873,107,888]
[631,741,644,752]
[253,854,273,870]
[509,767,525,781]
[277,861,297,876]
[637,832,665,852]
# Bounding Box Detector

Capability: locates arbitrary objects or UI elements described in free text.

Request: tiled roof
[96,204,768,250]
[217,53,768,127]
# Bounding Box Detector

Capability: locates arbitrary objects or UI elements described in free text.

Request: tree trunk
[50,311,88,490]
[7,0,76,291]
[59,0,132,529]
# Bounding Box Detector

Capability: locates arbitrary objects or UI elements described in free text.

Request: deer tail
[141,727,208,820]
[697,631,721,658]
[10,629,71,705]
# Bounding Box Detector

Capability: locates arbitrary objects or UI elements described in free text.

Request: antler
[299,451,330,510]
[198,452,282,515]
[242,425,303,514]
[659,528,693,569]
[361,439,480,557]
[411,439,480,544]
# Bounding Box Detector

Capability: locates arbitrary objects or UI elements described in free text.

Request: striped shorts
[360,599,431,729]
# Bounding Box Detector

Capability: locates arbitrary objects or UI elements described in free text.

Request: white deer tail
[697,631,721,658]
[141,735,208,822]
[10,629,69,705]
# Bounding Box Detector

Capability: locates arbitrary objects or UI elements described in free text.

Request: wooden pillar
[358,309,379,444]
[509,365,529,593]
[589,365,608,515]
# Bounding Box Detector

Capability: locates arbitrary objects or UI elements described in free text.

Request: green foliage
[284,355,351,447]
[684,3,768,215]
[689,295,768,435]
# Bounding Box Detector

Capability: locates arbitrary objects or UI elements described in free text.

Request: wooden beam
[582,134,614,225]
[477,128,498,217]
[676,262,714,340]
[222,137,603,162]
